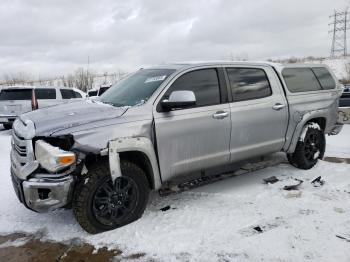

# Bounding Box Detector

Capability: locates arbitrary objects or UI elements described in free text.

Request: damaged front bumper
[10,124,76,213]
[11,170,75,213]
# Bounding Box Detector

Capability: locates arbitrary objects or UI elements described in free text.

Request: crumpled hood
[22,100,128,136]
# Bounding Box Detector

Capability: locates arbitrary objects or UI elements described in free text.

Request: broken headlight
[35,140,76,173]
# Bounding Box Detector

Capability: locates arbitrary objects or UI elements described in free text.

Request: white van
[0,86,86,129]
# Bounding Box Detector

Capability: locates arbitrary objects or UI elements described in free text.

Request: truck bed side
[272,64,343,153]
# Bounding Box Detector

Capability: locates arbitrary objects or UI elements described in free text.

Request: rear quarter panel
[278,65,342,152]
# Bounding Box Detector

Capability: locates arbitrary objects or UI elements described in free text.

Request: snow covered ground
[0,126,349,261]
[325,125,350,158]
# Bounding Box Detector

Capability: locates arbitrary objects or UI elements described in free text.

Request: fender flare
[105,137,162,189]
[286,109,327,154]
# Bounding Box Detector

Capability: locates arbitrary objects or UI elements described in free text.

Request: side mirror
[161,90,196,110]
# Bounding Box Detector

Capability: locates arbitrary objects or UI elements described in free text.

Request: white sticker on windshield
[144,75,167,83]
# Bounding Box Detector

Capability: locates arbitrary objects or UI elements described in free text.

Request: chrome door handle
[272,103,286,111]
[213,111,229,119]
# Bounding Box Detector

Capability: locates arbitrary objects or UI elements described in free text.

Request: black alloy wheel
[73,161,150,234]
[92,176,139,227]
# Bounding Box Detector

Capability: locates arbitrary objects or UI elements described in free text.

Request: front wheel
[287,122,325,170]
[73,160,150,234]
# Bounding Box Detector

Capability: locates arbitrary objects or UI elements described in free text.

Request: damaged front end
[10,118,79,213]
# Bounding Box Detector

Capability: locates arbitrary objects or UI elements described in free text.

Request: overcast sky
[0,0,349,78]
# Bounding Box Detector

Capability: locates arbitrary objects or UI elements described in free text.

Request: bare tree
[0,68,128,89]
[1,72,33,86]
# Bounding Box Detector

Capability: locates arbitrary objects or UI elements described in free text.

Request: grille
[13,140,27,157]
[11,131,31,166]
[11,121,38,180]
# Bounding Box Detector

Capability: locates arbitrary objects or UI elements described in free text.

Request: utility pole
[329,8,349,58]
[87,56,90,91]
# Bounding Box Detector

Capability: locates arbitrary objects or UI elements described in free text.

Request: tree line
[0,68,128,91]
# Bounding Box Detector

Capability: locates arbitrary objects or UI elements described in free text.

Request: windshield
[0,89,32,100]
[99,69,175,107]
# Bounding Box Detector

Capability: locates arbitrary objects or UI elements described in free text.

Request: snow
[0,125,350,261]
[299,122,321,142]
[325,125,350,158]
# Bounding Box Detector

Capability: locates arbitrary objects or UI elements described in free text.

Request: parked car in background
[10,62,343,234]
[0,86,86,129]
[339,85,350,107]
[343,85,350,92]
[87,89,98,97]
[87,84,112,97]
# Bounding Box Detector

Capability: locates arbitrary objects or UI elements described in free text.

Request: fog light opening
[38,188,51,200]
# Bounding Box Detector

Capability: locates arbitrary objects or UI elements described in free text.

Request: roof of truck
[146,61,331,73]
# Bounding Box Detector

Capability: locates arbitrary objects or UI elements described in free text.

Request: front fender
[107,137,162,189]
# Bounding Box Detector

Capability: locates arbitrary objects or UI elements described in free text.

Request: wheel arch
[119,151,156,189]
[307,117,326,131]
[286,111,327,154]
[107,137,162,190]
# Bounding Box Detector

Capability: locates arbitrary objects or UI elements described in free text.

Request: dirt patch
[323,156,350,164]
[0,233,146,262]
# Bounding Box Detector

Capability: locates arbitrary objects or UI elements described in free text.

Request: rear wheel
[287,123,325,170]
[73,160,150,234]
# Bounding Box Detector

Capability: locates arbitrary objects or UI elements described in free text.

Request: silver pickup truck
[10,62,343,233]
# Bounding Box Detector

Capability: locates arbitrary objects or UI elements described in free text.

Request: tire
[3,123,12,130]
[287,122,325,170]
[73,160,150,234]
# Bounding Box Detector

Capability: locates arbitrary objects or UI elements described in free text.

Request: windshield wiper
[108,102,125,107]
[97,100,125,107]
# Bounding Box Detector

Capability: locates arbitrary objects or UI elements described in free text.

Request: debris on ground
[263,176,279,184]
[284,190,302,198]
[333,207,345,213]
[336,235,350,243]
[311,176,325,187]
[160,205,171,212]
[283,179,303,191]
[253,226,263,233]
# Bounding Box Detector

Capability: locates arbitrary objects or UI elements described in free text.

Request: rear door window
[0,89,32,100]
[74,91,82,98]
[282,68,322,92]
[226,68,272,102]
[35,88,56,99]
[60,89,76,99]
[312,67,336,90]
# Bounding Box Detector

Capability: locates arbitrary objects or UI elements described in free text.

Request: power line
[329,8,350,57]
